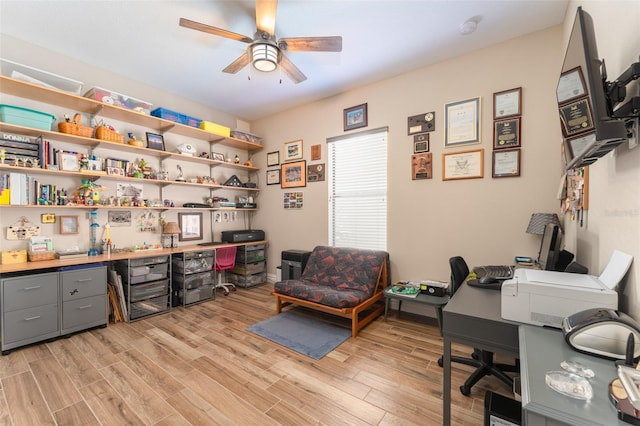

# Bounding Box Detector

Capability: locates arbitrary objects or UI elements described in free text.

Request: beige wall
[252,26,565,303]
[562,1,640,318]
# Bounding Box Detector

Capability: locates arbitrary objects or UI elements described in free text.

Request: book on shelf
[388,282,420,298]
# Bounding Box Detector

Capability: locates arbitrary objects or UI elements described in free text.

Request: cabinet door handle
[24,316,41,321]
[23,286,42,290]
[76,278,92,283]
[78,305,92,310]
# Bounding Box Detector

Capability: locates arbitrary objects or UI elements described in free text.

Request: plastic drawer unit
[171,249,215,306]
[114,255,171,321]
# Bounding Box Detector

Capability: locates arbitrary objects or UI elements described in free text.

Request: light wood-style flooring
[0,283,515,425]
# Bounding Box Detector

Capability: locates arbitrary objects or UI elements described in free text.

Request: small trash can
[484,391,521,426]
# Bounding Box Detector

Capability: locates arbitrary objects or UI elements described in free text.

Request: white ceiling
[0,0,568,121]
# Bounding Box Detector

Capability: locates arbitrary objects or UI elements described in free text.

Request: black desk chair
[438,256,518,396]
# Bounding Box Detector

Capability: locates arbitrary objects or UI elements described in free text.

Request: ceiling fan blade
[256,0,277,37]
[279,54,307,84]
[279,36,342,52]
[222,51,251,74]
[179,18,253,43]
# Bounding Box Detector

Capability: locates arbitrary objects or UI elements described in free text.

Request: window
[327,127,387,250]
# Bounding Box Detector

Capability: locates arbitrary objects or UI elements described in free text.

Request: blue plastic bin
[151,107,202,128]
[0,104,55,130]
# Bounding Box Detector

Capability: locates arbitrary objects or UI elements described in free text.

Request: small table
[383,287,450,328]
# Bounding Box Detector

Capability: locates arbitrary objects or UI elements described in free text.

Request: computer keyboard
[472,264,514,279]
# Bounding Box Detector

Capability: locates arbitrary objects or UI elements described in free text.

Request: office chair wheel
[460,385,471,396]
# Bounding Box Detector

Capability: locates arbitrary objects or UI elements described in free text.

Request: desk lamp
[526,213,561,235]
[161,222,181,248]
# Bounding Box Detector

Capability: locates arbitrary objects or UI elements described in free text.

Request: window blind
[327,127,387,250]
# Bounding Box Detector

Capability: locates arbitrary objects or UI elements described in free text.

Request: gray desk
[442,281,520,425]
[519,325,627,426]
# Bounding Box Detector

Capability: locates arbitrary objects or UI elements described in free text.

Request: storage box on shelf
[228,243,267,288]
[151,107,202,128]
[171,249,215,306]
[0,104,55,131]
[114,255,171,321]
[84,86,152,114]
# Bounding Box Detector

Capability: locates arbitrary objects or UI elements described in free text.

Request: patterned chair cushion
[273,246,390,309]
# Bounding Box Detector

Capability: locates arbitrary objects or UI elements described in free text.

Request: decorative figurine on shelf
[245,159,253,167]
[0,149,5,165]
[175,164,185,181]
[234,154,240,164]
[79,155,89,171]
[127,132,144,147]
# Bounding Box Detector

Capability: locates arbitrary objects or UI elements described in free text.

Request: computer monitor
[537,223,563,271]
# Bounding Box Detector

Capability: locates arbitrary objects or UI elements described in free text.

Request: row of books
[0,172,60,205]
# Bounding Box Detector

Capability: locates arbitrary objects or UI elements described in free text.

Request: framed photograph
[411,153,432,180]
[266,169,281,185]
[281,160,307,188]
[60,153,80,171]
[284,140,303,162]
[307,163,325,182]
[492,149,521,178]
[444,97,481,147]
[493,87,522,119]
[344,103,368,131]
[59,215,79,234]
[557,67,586,105]
[211,152,225,162]
[493,117,521,149]
[413,133,430,153]
[442,149,484,181]
[267,151,280,166]
[145,132,165,151]
[178,212,202,241]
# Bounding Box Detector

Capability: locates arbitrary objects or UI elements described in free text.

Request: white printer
[501,250,633,328]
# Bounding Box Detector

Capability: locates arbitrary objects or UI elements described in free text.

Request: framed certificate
[492,149,521,178]
[266,169,281,185]
[493,117,521,149]
[442,149,484,181]
[267,151,280,166]
[444,97,481,147]
[557,67,586,105]
[493,87,522,119]
[559,98,594,137]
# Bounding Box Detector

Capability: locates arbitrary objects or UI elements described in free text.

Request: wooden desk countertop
[0,240,268,274]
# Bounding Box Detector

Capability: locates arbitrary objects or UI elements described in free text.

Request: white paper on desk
[524,249,633,291]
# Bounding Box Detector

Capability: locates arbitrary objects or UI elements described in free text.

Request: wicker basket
[28,251,56,262]
[96,125,124,143]
[58,113,93,138]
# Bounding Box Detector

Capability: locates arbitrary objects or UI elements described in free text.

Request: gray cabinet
[1,264,107,354]
[171,249,215,306]
[60,265,107,334]
[228,243,267,288]
[114,255,171,321]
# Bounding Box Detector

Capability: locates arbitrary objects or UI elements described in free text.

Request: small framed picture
[311,144,321,160]
[493,117,521,149]
[211,152,225,162]
[493,87,522,119]
[413,133,430,153]
[307,163,325,182]
[492,149,521,178]
[281,160,306,188]
[266,169,281,185]
[344,103,368,131]
[60,153,80,171]
[284,140,303,162]
[267,151,280,167]
[442,149,484,181]
[145,132,165,150]
[41,213,56,224]
[59,215,79,234]
[178,212,203,241]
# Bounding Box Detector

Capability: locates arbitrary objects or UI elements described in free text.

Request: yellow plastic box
[2,249,27,264]
[200,121,230,137]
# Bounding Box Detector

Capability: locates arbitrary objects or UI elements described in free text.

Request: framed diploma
[442,149,484,181]
[557,67,586,105]
[492,149,521,178]
[444,97,481,147]
[559,98,594,137]
[493,87,522,119]
[411,153,432,180]
[493,117,521,149]
[266,169,281,185]
[267,151,280,166]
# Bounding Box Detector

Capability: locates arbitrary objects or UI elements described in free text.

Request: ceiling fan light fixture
[252,43,279,72]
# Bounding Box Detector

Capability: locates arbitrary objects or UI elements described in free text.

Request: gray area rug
[247,310,351,359]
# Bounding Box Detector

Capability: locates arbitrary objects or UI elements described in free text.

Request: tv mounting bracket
[605,61,640,119]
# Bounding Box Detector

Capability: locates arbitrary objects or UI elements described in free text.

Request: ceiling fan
[179,0,342,84]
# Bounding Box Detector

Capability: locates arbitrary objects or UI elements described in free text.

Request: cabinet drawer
[3,303,59,344]
[61,266,107,301]
[130,263,168,284]
[130,279,169,302]
[62,294,107,331]
[232,261,265,275]
[2,272,58,312]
